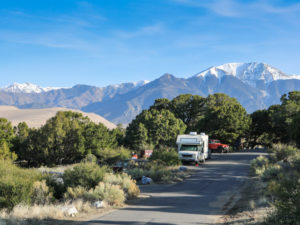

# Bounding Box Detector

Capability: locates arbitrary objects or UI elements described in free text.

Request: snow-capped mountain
[195,62,300,88]
[0,82,61,94]
[133,80,150,87]
[0,80,150,94]
[0,62,299,124]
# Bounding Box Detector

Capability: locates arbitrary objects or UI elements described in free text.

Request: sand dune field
[0,106,116,129]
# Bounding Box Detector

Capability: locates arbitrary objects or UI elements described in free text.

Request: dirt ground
[219,177,272,225]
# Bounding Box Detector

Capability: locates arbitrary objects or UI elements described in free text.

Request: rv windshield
[180,145,199,151]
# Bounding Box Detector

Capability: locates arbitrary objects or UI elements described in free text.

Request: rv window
[180,145,198,151]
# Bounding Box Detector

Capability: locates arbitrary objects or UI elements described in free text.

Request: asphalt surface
[81,151,265,225]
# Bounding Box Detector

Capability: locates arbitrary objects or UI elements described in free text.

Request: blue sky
[1,0,300,87]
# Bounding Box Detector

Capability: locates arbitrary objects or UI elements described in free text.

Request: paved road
[82,151,264,225]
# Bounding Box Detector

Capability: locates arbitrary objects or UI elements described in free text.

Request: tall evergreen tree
[125,109,186,149]
[196,93,251,144]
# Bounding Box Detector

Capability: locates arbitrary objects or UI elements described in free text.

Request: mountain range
[1,62,300,124]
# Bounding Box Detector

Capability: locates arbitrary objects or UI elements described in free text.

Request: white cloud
[0,30,92,50]
[170,0,300,17]
[113,23,164,39]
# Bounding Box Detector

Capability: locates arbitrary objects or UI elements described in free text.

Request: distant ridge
[0,62,300,124]
[0,106,116,129]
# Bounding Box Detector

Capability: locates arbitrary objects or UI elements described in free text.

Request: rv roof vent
[189,132,197,135]
[200,132,205,136]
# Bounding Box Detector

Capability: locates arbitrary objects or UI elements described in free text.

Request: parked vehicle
[140,150,153,158]
[208,139,229,153]
[176,132,211,164]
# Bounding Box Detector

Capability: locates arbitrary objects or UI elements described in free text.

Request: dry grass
[0,204,64,220]
[37,164,79,174]
[0,199,103,222]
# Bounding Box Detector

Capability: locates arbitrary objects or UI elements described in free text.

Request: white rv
[176,132,210,163]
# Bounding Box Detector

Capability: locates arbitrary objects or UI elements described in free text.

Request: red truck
[209,139,230,153]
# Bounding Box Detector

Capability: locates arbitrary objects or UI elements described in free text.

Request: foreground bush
[103,173,140,198]
[261,164,282,181]
[269,143,298,162]
[31,180,54,205]
[264,169,300,225]
[63,162,109,190]
[65,173,139,205]
[252,144,300,225]
[65,182,125,206]
[0,160,41,210]
[150,148,181,166]
[250,155,269,175]
[89,182,125,206]
[127,161,173,182]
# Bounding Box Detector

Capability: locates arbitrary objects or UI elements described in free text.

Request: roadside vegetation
[0,159,140,223]
[0,91,299,223]
[250,144,300,225]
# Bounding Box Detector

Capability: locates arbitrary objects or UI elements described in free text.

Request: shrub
[265,171,300,225]
[127,163,173,183]
[0,160,40,210]
[292,157,300,172]
[261,164,282,181]
[45,174,65,200]
[103,173,140,198]
[85,182,125,206]
[64,186,86,200]
[250,155,269,176]
[63,162,109,189]
[148,166,172,182]
[64,173,136,206]
[150,148,180,166]
[98,147,131,165]
[31,180,53,205]
[127,167,145,181]
[101,183,125,206]
[82,153,97,163]
[261,146,300,225]
[269,143,298,163]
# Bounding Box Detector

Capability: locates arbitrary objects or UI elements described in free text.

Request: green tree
[24,128,45,166]
[169,94,205,131]
[0,118,17,161]
[290,111,300,147]
[197,93,251,144]
[14,111,120,166]
[83,122,117,157]
[38,111,86,165]
[126,109,186,149]
[280,91,300,144]
[112,124,126,146]
[12,122,30,160]
[248,110,273,148]
[149,98,170,111]
[0,118,14,145]
[128,123,148,151]
[268,91,300,145]
[0,140,17,160]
